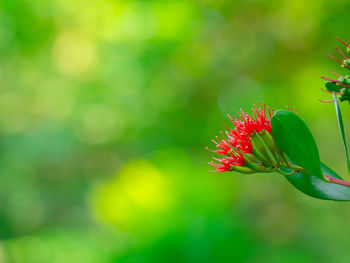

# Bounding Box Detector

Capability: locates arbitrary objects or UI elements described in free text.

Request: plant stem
[251,133,275,167]
[276,168,296,176]
[288,163,350,187]
[259,131,280,164]
[325,175,350,187]
[251,149,273,168]
[332,94,350,177]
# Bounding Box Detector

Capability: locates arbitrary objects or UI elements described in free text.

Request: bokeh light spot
[52,30,96,75]
[90,160,174,230]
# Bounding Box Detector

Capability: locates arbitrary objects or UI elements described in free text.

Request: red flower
[252,105,272,133]
[209,151,245,172]
[226,130,253,153]
[206,135,232,155]
[207,104,272,172]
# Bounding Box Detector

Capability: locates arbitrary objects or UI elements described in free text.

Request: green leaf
[333,94,350,176]
[284,163,350,200]
[271,110,325,180]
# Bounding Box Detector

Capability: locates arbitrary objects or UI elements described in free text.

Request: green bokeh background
[1,0,350,262]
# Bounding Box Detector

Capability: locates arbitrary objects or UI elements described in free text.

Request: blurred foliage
[1,0,350,262]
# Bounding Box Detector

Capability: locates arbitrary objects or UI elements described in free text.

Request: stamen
[251,108,257,119]
[208,162,219,168]
[328,54,350,68]
[239,109,246,121]
[215,136,224,144]
[206,147,217,153]
[328,54,343,63]
[319,99,336,103]
[253,104,259,118]
[336,36,350,48]
[321,88,342,95]
[328,69,341,77]
[321,76,338,82]
[338,83,350,88]
[220,131,227,141]
[336,47,349,60]
[212,139,221,147]
[222,123,232,131]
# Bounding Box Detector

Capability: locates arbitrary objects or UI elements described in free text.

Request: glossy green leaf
[284,163,350,200]
[333,94,350,176]
[271,110,325,180]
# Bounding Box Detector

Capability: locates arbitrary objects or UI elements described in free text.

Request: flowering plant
[208,105,287,174]
[207,37,350,201]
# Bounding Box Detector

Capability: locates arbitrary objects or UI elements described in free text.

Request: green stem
[287,164,306,172]
[332,94,350,177]
[251,150,272,168]
[266,132,290,166]
[232,166,256,174]
[245,159,270,172]
[245,152,264,164]
[286,163,350,187]
[250,134,274,167]
[276,168,296,176]
[260,131,280,164]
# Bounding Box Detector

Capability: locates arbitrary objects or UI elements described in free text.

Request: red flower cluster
[229,105,272,134]
[208,105,272,172]
[209,151,245,172]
